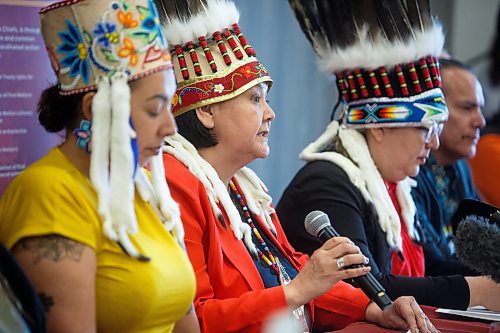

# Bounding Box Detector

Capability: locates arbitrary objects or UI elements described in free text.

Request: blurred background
[235,0,500,200]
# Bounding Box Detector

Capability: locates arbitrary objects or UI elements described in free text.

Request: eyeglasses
[421,123,444,144]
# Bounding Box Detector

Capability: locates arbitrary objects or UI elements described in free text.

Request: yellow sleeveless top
[0,148,195,333]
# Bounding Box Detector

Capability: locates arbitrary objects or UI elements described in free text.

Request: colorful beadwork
[345,88,448,126]
[229,181,279,275]
[408,62,422,94]
[163,4,272,117]
[41,0,172,95]
[224,28,243,60]
[355,69,369,98]
[427,56,441,88]
[175,44,190,80]
[379,67,394,97]
[395,64,409,96]
[369,70,382,97]
[172,60,270,116]
[232,23,255,57]
[187,41,202,76]
[336,72,349,102]
[198,35,217,73]
[73,119,92,153]
[346,72,358,100]
[420,58,433,89]
[213,31,232,66]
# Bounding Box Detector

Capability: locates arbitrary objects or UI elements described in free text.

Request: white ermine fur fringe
[301,120,419,250]
[164,133,258,255]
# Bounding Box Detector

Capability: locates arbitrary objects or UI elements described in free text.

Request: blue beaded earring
[73,119,92,153]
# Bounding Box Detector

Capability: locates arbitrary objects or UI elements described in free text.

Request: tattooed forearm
[38,292,54,312]
[16,235,85,264]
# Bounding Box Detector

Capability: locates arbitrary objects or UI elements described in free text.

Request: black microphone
[304,210,393,310]
[455,215,500,283]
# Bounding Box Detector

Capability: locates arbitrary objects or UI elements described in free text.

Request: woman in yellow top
[0,0,199,332]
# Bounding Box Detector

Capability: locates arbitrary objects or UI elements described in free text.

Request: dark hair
[439,58,473,73]
[37,84,86,133]
[489,6,500,85]
[175,109,218,148]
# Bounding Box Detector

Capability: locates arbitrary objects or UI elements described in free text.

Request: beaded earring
[73,119,92,153]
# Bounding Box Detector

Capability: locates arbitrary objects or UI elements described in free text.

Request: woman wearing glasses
[277,106,500,311]
[277,0,500,311]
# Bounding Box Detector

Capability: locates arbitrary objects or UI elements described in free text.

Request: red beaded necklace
[229,180,280,275]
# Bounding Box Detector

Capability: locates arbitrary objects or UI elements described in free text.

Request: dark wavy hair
[439,58,472,73]
[37,85,87,134]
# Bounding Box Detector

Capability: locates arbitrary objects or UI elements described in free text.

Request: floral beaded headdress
[154,0,273,117]
[40,0,183,259]
[289,0,449,129]
[40,0,172,94]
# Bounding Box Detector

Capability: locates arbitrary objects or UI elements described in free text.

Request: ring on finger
[336,256,346,269]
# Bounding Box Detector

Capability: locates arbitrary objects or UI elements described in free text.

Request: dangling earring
[73,119,92,153]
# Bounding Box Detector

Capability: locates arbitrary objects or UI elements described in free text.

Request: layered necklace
[229,180,280,275]
[229,180,310,333]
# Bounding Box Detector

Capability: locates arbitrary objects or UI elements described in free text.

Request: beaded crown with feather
[289,0,448,128]
[154,0,272,117]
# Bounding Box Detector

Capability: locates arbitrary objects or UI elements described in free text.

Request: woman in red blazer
[155,0,437,332]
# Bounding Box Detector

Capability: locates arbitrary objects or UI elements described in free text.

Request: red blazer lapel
[217,211,264,290]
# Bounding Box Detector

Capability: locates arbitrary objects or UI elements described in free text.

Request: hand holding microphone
[282,215,372,310]
[304,210,393,310]
[303,211,441,332]
[284,210,437,332]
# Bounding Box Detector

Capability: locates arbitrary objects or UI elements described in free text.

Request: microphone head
[304,210,331,237]
[455,215,500,283]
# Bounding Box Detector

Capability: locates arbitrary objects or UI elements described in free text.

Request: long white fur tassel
[300,121,371,200]
[108,71,141,258]
[396,178,418,240]
[150,152,184,242]
[164,133,257,256]
[337,125,402,249]
[234,167,277,237]
[89,77,111,233]
[300,120,418,250]
[163,135,223,219]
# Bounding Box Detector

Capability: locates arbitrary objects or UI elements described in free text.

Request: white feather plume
[318,24,444,73]
[163,0,240,45]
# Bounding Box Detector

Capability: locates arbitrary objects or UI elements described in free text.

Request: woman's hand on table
[365,296,440,333]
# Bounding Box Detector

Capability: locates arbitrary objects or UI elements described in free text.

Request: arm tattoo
[38,292,55,312]
[17,235,85,264]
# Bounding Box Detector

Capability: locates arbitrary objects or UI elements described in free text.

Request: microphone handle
[318,227,393,310]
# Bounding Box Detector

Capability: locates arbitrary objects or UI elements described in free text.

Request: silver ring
[336,257,346,269]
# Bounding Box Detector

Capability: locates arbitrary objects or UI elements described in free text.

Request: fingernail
[364,257,369,264]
